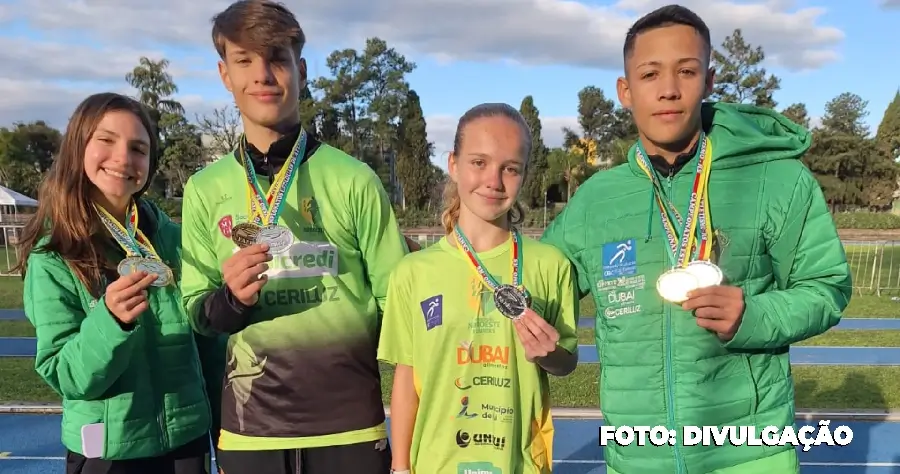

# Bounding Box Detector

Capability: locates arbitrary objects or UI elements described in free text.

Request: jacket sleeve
[724,168,852,350]
[180,176,252,336]
[353,172,409,313]
[24,253,140,400]
[540,201,593,300]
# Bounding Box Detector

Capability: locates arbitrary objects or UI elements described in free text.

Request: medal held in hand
[95,201,173,287]
[635,134,722,303]
[233,129,309,254]
[454,225,530,320]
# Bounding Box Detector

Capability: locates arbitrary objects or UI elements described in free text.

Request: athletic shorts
[216,438,391,474]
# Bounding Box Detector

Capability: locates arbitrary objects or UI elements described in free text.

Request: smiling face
[83,110,151,210]
[617,23,714,151]
[217,39,305,129]
[449,115,527,225]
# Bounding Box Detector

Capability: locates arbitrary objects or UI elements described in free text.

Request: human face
[617,24,714,150]
[449,116,527,225]
[83,110,151,210]
[218,39,305,129]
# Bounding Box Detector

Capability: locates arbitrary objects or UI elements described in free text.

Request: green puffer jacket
[541,102,852,473]
[23,199,224,460]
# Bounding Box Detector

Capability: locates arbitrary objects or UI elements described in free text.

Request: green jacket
[23,199,223,460]
[541,102,852,473]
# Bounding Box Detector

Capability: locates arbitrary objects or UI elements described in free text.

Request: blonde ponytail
[440,179,461,236]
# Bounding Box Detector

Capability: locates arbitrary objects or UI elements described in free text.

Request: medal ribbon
[94,201,161,260]
[453,225,523,291]
[238,129,308,226]
[634,135,714,267]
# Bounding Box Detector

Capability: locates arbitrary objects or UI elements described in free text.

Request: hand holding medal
[512,308,561,362]
[681,285,745,341]
[105,270,159,324]
[222,243,272,306]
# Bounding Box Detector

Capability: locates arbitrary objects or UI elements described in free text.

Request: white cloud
[880,0,900,8]
[0,78,227,130]
[426,114,578,169]
[5,0,842,71]
[0,0,844,139]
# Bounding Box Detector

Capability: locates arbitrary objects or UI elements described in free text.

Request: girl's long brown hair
[15,92,158,297]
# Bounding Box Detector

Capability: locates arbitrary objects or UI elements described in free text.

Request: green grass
[4,360,899,410]
[3,262,900,409]
[572,327,900,347]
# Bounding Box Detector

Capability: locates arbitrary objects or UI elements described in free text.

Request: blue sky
[0,0,897,165]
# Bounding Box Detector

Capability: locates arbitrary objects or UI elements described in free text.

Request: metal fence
[844,240,900,296]
[1,229,897,296]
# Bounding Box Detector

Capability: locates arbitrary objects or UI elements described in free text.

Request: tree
[126,56,199,196]
[395,90,433,210]
[125,57,185,133]
[313,48,368,158]
[159,115,205,193]
[0,121,60,196]
[781,103,811,129]
[196,105,242,161]
[518,96,548,208]
[711,29,781,108]
[820,92,870,137]
[875,90,900,160]
[547,147,595,201]
[804,92,898,211]
[559,85,636,176]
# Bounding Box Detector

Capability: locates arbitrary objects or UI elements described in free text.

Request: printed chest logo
[601,239,637,278]
[421,295,443,330]
[300,197,325,234]
[457,462,501,474]
[456,430,506,450]
[457,341,509,369]
[454,376,511,390]
[455,395,514,423]
[218,215,233,238]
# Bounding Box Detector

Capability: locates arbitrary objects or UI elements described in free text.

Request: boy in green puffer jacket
[541,5,851,474]
[17,92,223,474]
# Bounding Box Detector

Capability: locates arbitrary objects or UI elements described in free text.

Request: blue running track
[4,307,900,330]
[576,317,900,331]
[1,412,900,473]
[4,338,900,366]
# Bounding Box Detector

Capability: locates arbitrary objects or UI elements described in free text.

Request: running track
[2,312,900,472]
[4,338,900,365]
[2,410,900,473]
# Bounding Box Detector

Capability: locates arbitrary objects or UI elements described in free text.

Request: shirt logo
[602,239,637,278]
[457,462,501,474]
[457,341,509,368]
[457,395,477,419]
[218,215,233,238]
[300,197,325,233]
[420,295,443,330]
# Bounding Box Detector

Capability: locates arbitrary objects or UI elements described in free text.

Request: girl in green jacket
[16,92,220,474]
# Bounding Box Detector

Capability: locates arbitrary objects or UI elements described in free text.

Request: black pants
[216,438,392,474]
[66,435,211,474]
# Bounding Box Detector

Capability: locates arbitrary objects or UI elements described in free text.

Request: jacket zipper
[664,169,685,474]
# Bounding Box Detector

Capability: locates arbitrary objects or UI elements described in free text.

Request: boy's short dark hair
[623,4,711,61]
[211,0,306,59]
